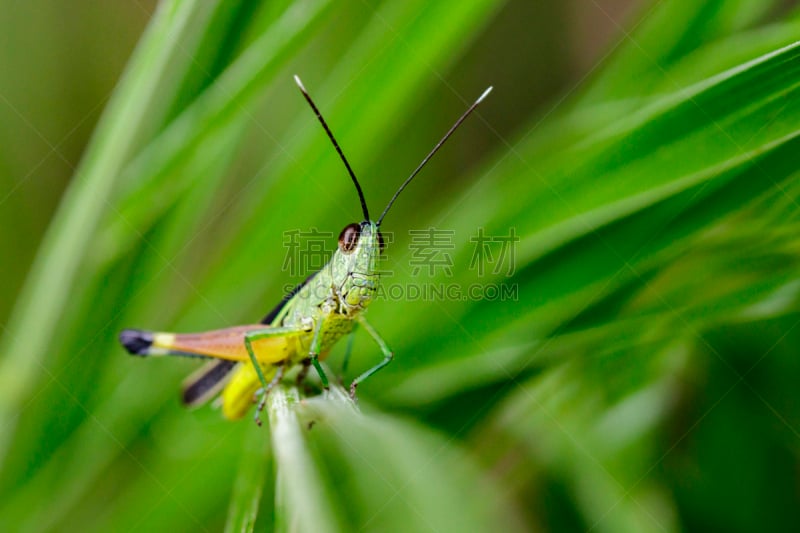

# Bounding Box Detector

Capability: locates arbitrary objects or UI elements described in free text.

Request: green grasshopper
[120,76,491,424]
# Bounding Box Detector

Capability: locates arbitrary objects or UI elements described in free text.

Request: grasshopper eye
[338,223,360,253]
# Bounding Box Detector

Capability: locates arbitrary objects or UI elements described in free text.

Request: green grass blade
[374,41,800,403]
[293,389,528,532]
[0,0,224,465]
[581,0,778,104]
[268,386,341,533]
[97,0,332,266]
[225,426,271,533]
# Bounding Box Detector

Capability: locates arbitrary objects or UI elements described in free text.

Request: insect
[120,76,491,424]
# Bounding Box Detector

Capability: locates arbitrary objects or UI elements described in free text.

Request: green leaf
[0,0,224,466]
[225,425,271,533]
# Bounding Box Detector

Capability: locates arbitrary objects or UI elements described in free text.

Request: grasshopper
[120,76,491,424]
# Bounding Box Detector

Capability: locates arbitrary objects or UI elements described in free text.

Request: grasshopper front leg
[308,317,329,389]
[350,315,393,399]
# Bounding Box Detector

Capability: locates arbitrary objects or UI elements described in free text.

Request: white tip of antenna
[476,86,493,105]
[293,74,307,93]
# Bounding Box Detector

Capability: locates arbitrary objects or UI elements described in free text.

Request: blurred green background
[2,0,800,531]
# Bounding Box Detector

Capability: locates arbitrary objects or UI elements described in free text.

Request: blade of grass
[475,362,681,533]
[225,425,271,533]
[97,0,332,267]
[402,40,800,334]
[373,41,800,404]
[581,0,779,104]
[0,0,225,466]
[269,386,341,533]
[295,390,528,531]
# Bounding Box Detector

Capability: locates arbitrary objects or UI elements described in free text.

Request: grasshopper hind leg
[253,363,286,426]
[243,326,304,425]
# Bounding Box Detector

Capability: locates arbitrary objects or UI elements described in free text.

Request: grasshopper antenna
[377,86,492,226]
[294,75,370,221]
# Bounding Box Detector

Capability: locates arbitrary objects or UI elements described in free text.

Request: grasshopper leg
[253,363,286,426]
[243,326,303,389]
[244,326,303,426]
[308,318,329,389]
[349,315,393,400]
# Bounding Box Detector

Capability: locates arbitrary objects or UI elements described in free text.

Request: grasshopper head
[332,220,384,309]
